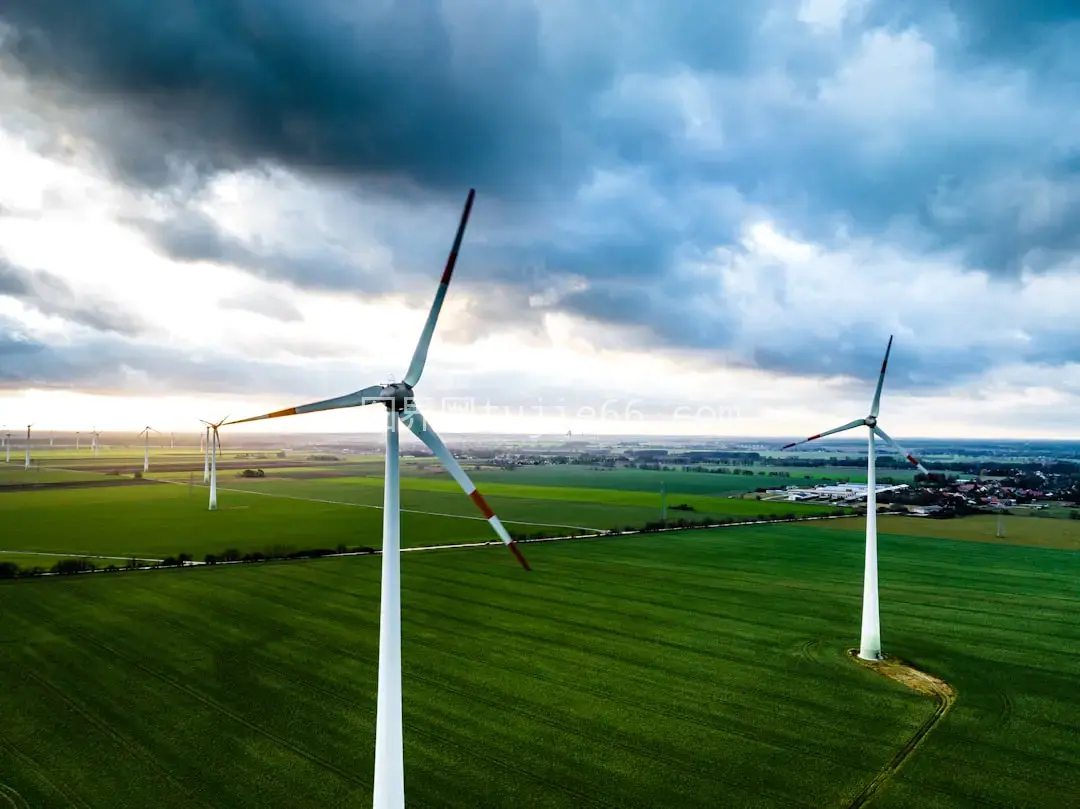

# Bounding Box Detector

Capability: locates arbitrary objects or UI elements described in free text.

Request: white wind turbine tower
[76,431,81,450]
[225,189,530,809]
[24,424,33,470]
[138,426,158,473]
[3,427,9,463]
[199,417,227,510]
[202,425,211,483]
[779,336,928,661]
[91,427,100,456]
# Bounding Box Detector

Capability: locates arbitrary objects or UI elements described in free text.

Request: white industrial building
[766,483,909,502]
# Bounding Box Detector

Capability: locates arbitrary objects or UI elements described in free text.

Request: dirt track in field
[846,652,956,808]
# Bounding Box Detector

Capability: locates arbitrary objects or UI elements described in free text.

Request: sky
[1,0,1079,439]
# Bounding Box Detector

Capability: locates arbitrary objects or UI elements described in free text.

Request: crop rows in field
[1,523,1077,807]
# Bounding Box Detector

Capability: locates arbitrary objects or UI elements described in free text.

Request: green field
[0,522,1076,807]
[0,467,845,563]
[806,513,1080,551]
[0,466,114,485]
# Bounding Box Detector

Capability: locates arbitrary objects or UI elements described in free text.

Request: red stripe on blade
[906,454,918,465]
[781,442,797,450]
[469,490,495,519]
[508,541,532,571]
[269,407,298,419]
[807,434,822,441]
[440,188,476,284]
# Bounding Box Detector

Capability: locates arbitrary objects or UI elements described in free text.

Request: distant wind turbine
[138,426,158,473]
[76,431,81,450]
[202,425,211,483]
[224,188,529,809]
[3,427,9,463]
[779,336,928,661]
[200,417,228,510]
[91,427,100,456]
[24,424,33,469]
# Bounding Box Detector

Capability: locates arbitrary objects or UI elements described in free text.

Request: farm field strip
[163,479,606,533]
[0,550,163,564]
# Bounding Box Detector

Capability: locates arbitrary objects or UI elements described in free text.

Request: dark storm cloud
[862,0,1080,62]
[0,256,146,336]
[129,208,387,293]
[0,0,578,198]
[3,0,1080,393]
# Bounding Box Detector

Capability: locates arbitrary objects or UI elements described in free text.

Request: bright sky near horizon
[1,2,1079,438]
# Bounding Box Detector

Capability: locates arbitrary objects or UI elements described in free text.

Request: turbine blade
[778,419,865,450]
[871,426,928,474]
[400,407,531,571]
[403,188,476,388]
[224,385,385,426]
[869,335,893,418]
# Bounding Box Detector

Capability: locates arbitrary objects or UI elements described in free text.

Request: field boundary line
[846,652,956,809]
[1,513,859,579]
[0,550,163,563]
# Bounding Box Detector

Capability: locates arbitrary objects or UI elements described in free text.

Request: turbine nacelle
[377,383,415,413]
[864,415,877,428]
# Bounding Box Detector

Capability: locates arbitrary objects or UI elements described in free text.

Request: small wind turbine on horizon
[24,424,33,470]
[76,430,81,450]
[779,335,928,661]
[138,426,158,473]
[91,427,100,456]
[199,417,227,510]
[3,427,9,463]
[223,188,529,809]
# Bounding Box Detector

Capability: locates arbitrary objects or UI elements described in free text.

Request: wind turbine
[202,425,211,483]
[76,430,81,450]
[3,427,9,463]
[91,427,100,456]
[138,426,158,473]
[199,417,227,510]
[224,188,529,808]
[24,424,33,469]
[779,336,927,661]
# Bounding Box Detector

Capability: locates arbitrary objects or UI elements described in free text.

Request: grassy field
[805,513,1080,551]
[0,523,1076,807]
[0,464,846,564]
[0,484,498,560]
[0,466,114,485]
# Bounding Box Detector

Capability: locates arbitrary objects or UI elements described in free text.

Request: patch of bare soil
[846,650,956,808]
[854,652,956,700]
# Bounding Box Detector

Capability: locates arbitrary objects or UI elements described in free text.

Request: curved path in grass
[0,781,29,809]
[846,654,956,808]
